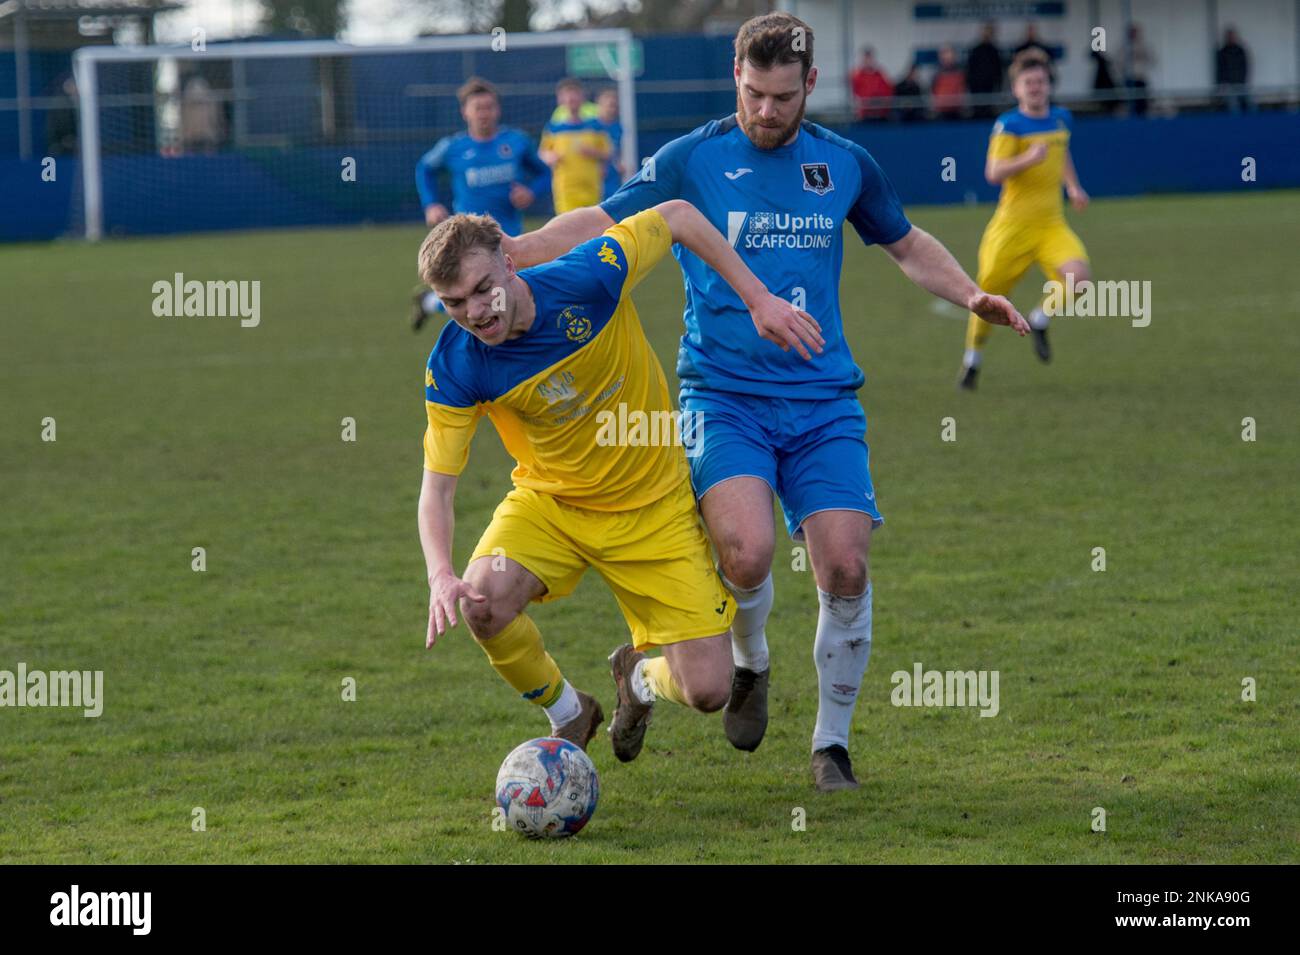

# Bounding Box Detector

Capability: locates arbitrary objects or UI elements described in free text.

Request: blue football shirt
[416,128,550,237]
[600,115,912,399]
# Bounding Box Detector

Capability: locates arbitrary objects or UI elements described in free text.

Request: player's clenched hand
[968,292,1029,336]
[509,183,535,209]
[1067,185,1089,211]
[748,293,824,361]
[426,568,486,648]
[424,204,449,228]
[1024,142,1049,165]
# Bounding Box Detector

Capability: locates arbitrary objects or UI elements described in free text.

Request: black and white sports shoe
[958,364,980,390]
[1031,326,1052,363]
[723,666,769,752]
[811,744,860,792]
[410,285,431,331]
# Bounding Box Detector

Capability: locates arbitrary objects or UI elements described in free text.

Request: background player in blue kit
[504,13,1028,791]
[411,77,551,330]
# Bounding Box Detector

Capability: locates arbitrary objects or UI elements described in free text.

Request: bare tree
[261,0,348,37]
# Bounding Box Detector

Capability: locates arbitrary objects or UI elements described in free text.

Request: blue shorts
[681,391,882,540]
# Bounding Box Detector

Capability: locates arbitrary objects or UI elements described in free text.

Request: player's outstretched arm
[501,206,615,268]
[881,226,1029,335]
[417,469,485,648]
[653,199,824,360]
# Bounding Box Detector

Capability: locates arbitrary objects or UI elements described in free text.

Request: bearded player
[502,13,1027,790]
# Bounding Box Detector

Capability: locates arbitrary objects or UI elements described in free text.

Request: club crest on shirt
[801,162,834,196]
[498,142,513,158]
[558,305,592,343]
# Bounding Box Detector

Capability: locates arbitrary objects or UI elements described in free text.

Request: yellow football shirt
[422,208,687,511]
[540,114,611,212]
[988,106,1073,222]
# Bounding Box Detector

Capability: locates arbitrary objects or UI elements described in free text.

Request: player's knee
[1062,261,1091,285]
[823,556,868,597]
[681,675,730,713]
[465,600,509,640]
[461,577,513,640]
[718,542,773,591]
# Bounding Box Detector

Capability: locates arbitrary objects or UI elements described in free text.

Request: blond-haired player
[416,202,822,760]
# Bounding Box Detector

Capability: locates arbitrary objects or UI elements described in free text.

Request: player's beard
[736,89,807,150]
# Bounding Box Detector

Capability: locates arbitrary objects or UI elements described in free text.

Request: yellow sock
[965,312,995,352]
[476,614,564,707]
[642,655,688,706]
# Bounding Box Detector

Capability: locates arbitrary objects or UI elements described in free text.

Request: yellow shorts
[469,479,735,651]
[976,216,1089,295]
[551,183,601,215]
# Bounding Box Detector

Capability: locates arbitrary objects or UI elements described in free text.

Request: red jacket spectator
[850,48,894,120]
[931,44,967,117]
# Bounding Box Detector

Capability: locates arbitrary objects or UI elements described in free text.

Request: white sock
[722,572,773,673]
[628,659,656,704]
[544,681,580,731]
[811,583,872,752]
[1028,307,1049,330]
[963,348,982,369]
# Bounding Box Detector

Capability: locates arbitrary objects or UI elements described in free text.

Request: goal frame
[72,28,640,240]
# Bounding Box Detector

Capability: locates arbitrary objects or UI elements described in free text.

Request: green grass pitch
[2,190,1297,863]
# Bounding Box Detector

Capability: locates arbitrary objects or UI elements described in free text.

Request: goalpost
[72,29,640,240]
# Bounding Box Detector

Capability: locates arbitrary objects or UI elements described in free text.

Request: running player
[410,77,550,330]
[538,78,611,214]
[959,50,1091,388]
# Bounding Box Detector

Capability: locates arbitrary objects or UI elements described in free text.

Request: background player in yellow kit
[415,202,822,761]
[539,78,612,214]
[960,51,1092,389]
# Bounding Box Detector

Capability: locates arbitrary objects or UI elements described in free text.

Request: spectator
[966,21,1004,118]
[1091,48,1120,114]
[931,44,967,118]
[850,47,894,120]
[1014,22,1052,63]
[180,75,225,153]
[1215,27,1252,112]
[1122,23,1155,116]
[45,75,78,157]
[893,62,924,122]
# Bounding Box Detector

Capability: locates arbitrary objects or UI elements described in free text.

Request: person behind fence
[1215,27,1252,112]
[893,61,924,122]
[931,44,967,118]
[965,22,1004,119]
[850,47,894,121]
[1123,23,1156,116]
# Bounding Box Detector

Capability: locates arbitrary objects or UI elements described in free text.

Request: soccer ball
[495,737,599,838]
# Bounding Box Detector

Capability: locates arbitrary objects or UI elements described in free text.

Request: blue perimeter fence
[2,34,1298,242]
